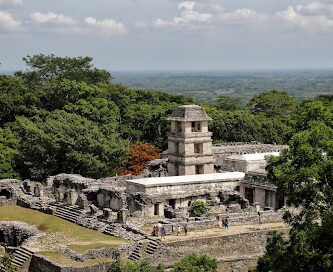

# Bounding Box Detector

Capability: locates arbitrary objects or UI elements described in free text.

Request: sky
[0,0,333,71]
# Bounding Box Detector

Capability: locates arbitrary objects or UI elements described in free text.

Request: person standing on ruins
[184,224,188,236]
[258,211,262,225]
[161,227,166,239]
[177,225,181,236]
[225,217,229,229]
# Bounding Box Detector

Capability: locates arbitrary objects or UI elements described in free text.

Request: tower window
[191,122,202,132]
[195,165,204,174]
[175,143,179,154]
[194,143,203,154]
[177,122,182,132]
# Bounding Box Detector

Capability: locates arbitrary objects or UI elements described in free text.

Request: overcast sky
[1,0,333,71]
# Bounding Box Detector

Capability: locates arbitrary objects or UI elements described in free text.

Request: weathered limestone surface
[0,221,45,247]
[29,255,112,272]
[148,229,288,271]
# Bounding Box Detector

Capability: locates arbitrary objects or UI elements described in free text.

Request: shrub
[190,200,210,217]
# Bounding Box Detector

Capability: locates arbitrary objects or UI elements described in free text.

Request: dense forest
[113,70,333,104]
[0,54,332,182]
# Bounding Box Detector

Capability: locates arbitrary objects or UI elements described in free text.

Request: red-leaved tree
[118,142,160,176]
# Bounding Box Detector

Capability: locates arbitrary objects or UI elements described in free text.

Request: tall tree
[253,101,333,271]
[0,127,19,179]
[15,54,112,85]
[13,110,128,180]
[246,90,299,117]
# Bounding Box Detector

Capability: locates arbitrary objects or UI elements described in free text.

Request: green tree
[0,244,17,272]
[246,90,299,117]
[216,96,243,111]
[0,127,20,179]
[15,54,112,85]
[13,110,128,180]
[191,201,210,217]
[0,75,27,126]
[172,253,217,272]
[0,253,17,272]
[252,101,333,271]
[109,259,164,272]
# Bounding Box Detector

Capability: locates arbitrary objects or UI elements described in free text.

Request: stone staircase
[2,246,34,271]
[145,237,161,255]
[12,246,33,270]
[128,241,143,261]
[51,203,82,223]
[103,224,118,236]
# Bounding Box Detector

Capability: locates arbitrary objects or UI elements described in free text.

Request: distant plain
[112,69,333,104]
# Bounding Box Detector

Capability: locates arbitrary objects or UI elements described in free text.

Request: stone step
[146,249,155,255]
[128,253,141,261]
[55,209,80,218]
[55,213,77,223]
[55,207,80,216]
[56,207,81,216]
[14,252,31,260]
[54,211,78,220]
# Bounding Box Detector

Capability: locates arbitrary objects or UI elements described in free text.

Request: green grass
[0,206,127,250]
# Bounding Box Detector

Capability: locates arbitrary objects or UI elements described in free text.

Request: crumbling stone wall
[0,179,24,206]
[29,255,112,272]
[0,221,44,247]
[148,229,288,270]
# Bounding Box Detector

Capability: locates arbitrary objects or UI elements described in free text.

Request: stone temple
[0,104,288,272]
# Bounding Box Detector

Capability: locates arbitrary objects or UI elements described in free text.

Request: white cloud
[30,12,78,26]
[149,0,333,33]
[84,17,127,36]
[154,1,211,28]
[0,0,23,9]
[0,10,22,31]
[276,1,333,33]
[217,8,268,25]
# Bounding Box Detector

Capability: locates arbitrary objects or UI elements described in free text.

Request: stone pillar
[78,194,89,210]
[175,199,181,209]
[158,202,164,217]
[103,208,113,221]
[239,185,245,198]
[69,189,78,205]
[97,193,105,208]
[254,188,265,209]
[117,208,128,223]
[34,183,44,197]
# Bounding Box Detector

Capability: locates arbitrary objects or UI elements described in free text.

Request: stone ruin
[0,105,288,271]
[0,105,287,226]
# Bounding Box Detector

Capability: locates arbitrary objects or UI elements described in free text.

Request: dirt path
[158,222,286,242]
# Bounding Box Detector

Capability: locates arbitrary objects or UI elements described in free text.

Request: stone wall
[0,221,44,247]
[29,255,112,272]
[148,229,288,271]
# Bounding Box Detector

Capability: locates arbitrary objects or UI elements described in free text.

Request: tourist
[177,225,181,236]
[222,218,225,229]
[184,224,188,236]
[161,227,166,239]
[155,224,159,237]
[225,217,229,229]
[258,211,262,225]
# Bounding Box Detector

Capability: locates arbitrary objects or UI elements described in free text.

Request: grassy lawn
[0,206,127,253]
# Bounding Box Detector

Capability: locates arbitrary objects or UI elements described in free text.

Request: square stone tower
[167,105,215,176]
